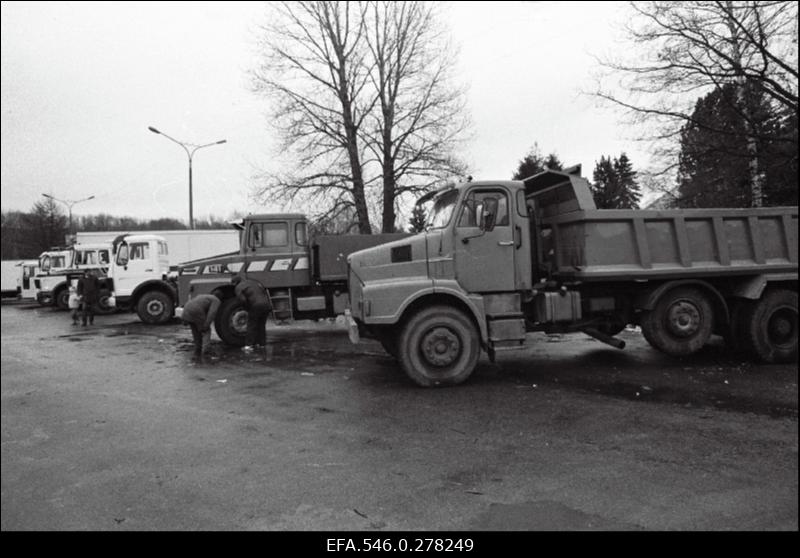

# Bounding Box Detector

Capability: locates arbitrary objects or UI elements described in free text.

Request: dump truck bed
[541,207,798,280]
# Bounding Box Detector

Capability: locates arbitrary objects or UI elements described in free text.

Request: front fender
[131,280,177,306]
[359,277,488,343]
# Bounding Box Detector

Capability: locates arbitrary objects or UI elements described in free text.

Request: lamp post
[148,126,226,230]
[41,193,95,242]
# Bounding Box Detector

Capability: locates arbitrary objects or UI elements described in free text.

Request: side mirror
[480,197,499,232]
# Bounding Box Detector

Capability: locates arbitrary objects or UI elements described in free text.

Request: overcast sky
[1,0,649,223]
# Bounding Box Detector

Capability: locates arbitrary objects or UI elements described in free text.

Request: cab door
[113,241,154,296]
[454,187,516,292]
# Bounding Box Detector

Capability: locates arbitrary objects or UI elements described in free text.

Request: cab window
[295,222,308,246]
[116,245,129,266]
[250,222,289,248]
[458,189,509,228]
[129,243,150,260]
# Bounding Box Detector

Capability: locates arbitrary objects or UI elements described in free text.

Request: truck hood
[348,233,429,282]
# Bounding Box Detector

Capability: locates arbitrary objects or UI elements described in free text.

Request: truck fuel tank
[534,290,582,323]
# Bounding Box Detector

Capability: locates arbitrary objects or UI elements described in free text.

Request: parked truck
[105,234,175,322]
[1,260,24,298]
[34,243,113,311]
[173,215,408,344]
[77,229,239,268]
[345,168,798,386]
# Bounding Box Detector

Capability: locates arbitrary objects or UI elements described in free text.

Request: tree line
[1,197,237,260]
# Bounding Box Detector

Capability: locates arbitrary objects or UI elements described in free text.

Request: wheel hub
[147,300,164,315]
[666,301,701,337]
[421,327,460,367]
[768,308,797,346]
[232,310,248,333]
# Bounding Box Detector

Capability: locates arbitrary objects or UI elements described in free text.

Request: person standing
[231,274,270,352]
[68,283,82,325]
[77,270,99,326]
[181,293,221,358]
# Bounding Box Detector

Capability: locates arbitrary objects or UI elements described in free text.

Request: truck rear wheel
[398,306,480,387]
[745,289,797,363]
[215,297,248,347]
[136,291,174,324]
[641,287,714,357]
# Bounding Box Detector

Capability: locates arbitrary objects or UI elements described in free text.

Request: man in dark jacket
[77,270,100,326]
[181,293,221,357]
[231,274,270,351]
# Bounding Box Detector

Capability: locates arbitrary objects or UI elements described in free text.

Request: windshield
[425,189,459,230]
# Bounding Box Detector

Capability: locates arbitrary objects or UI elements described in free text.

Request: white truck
[18,260,40,300]
[76,229,239,268]
[105,234,175,323]
[1,260,23,298]
[34,244,112,310]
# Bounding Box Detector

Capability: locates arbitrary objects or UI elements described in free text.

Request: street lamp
[148,126,226,230]
[41,193,95,240]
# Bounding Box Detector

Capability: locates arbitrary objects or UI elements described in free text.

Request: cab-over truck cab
[107,234,174,323]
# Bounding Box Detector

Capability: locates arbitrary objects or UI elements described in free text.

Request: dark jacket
[235,279,269,308]
[182,294,221,330]
[77,274,100,304]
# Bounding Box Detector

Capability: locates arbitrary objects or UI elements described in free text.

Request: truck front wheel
[215,297,248,347]
[136,291,174,324]
[745,289,797,363]
[641,287,714,357]
[398,306,480,387]
[94,288,116,315]
[55,287,70,311]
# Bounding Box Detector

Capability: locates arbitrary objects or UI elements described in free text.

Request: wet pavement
[1,301,797,531]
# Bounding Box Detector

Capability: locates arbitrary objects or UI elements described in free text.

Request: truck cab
[107,234,174,323]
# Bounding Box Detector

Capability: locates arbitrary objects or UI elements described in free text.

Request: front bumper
[36,291,53,305]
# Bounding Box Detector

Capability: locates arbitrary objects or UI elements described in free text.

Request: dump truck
[345,167,798,386]
[173,214,408,344]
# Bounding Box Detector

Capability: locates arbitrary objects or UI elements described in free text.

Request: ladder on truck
[266,288,293,322]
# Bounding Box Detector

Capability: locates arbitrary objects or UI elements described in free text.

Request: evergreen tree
[676,82,797,208]
[512,144,563,179]
[590,153,641,209]
[408,205,427,233]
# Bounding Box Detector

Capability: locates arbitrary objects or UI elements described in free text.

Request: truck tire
[94,288,116,315]
[215,297,248,347]
[136,290,174,324]
[744,289,797,364]
[641,287,714,357]
[397,306,480,387]
[55,287,70,311]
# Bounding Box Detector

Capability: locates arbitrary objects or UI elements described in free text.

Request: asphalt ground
[1,300,797,535]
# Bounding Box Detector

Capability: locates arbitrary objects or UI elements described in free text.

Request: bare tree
[251,1,376,233]
[594,1,798,205]
[363,1,470,232]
